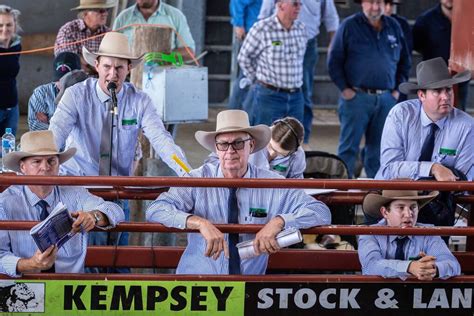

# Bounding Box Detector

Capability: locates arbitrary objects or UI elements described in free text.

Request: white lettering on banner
[257,288,273,309]
[276,288,293,309]
[319,289,337,309]
[294,289,317,309]
[256,288,360,310]
[375,288,399,309]
[339,289,361,309]
[414,288,473,309]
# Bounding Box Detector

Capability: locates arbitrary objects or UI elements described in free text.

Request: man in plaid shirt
[238,0,307,125]
[54,0,115,73]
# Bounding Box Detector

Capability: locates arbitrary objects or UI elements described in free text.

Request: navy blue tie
[395,237,408,260]
[228,188,241,274]
[419,123,439,162]
[37,200,49,221]
[36,200,55,273]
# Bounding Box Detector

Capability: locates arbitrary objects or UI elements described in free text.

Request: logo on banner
[0,281,45,313]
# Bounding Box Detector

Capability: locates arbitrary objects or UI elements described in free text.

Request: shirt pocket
[269,41,286,64]
[120,117,139,131]
[385,34,401,62]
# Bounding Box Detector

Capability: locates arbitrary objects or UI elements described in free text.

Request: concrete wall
[3,0,206,113]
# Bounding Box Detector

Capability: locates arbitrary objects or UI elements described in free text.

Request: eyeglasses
[428,87,453,97]
[215,138,252,151]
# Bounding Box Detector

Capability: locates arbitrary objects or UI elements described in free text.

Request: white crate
[142,66,208,123]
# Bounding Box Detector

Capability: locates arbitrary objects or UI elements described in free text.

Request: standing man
[49,32,189,177]
[54,0,115,73]
[358,190,460,280]
[147,110,331,274]
[228,0,263,114]
[28,52,82,131]
[113,0,195,60]
[376,57,474,181]
[0,131,124,277]
[327,0,411,178]
[413,0,469,111]
[259,0,340,148]
[238,0,308,126]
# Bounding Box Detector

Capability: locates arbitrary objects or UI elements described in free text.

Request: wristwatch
[93,211,102,225]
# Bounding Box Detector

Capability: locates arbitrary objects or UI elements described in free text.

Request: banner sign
[1,280,474,315]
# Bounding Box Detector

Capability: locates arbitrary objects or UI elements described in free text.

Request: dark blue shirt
[0,42,21,109]
[230,0,263,33]
[413,4,450,62]
[392,14,413,54]
[328,12,411,91]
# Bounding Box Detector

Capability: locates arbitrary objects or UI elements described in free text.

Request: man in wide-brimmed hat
[146,110,331,275]
[327,0,411,179]
[54,0,116,73]
[376,57,474,181]
[358,189,460,280]
[0,131,124,277]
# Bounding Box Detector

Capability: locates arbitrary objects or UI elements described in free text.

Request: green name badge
[272,40,282,46]
[249,208,267,218]
[273,164,288,172]
[439,148,457,156]
[122,118,137,126]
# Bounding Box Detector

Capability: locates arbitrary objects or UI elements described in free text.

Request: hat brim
[363,191,439,220]
[399,70,471,94]
[195,125,271,153]
[3,148,77,173]
[82,46,144,69]
[71,3,116,10]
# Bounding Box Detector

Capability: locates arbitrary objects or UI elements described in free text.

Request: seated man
[146,110,331,274]
[0,131,124,277]
[376,57,474,181]
[358,190,460,280]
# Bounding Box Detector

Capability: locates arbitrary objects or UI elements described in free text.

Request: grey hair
[77,10,86,19]
[0,5,22,34]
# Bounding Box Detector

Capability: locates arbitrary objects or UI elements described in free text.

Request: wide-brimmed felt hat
[53,52,81,82]
[399,57,471,94]
[82,32,144,68]
[71,0,116,11]
[363,190,439,219]
[195,110,271,153]
[3,131,76,173]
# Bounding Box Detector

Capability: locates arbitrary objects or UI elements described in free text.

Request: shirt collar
[133,2,164,18]
[217,163,251,179]
[377,219,415,242]
[24,186,57,208]
[420,104,447,129]
[95,81,124,104]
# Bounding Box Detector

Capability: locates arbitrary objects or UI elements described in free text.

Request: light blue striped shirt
[358,219,461,280]
[258,0,340,38]
[0,185,124,277]
[49,78,189,176]
[27,82,58,131]
[205,146,306,179]
[146,163,331,275]
[376,99,474,180]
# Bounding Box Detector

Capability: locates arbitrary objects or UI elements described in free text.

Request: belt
[258,81,301,93]
[355,87,390,95]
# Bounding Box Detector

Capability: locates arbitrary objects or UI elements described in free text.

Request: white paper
[236,228,302,259]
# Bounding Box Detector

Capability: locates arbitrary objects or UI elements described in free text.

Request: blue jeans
[0,106,19,136]
[254,83,304,125]
[302,37,318,144]
[87,199,130,273]
[337,91,397,178]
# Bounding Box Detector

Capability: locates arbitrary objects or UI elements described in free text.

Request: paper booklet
[236,228,303,259]
[30,202,75,252]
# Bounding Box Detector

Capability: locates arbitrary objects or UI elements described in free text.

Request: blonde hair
[0,5,22,35]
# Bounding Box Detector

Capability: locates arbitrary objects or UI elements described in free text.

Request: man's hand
[342,88,356,100]
[71,211,97,233]
[430,163,458,181]
[408,252,437,280]
[234,27,246,41]
[186,215,229,260]
[17,245,57,273]
[36,112,49,123]
[391,90,400,101]
[253,217,285,255]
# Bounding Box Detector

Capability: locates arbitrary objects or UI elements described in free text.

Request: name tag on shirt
[439,148,457,156]
[249,208,268,218]
[122,118,137,126]
[272,40,283,46]
[273,164,288,172]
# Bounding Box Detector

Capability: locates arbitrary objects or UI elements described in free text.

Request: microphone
[106,82,118,115]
